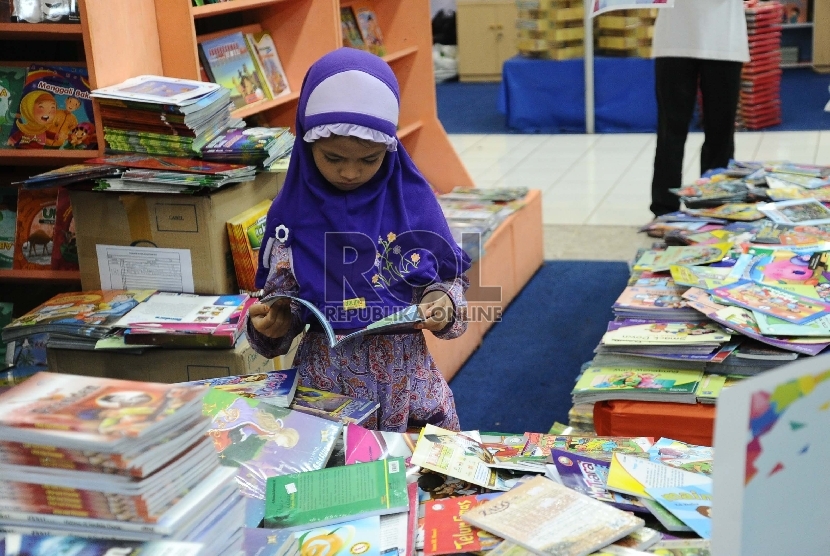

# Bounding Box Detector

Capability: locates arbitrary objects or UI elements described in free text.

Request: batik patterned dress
[247,242,467,432]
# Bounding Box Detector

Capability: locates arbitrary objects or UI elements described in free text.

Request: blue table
[498,56,658,133]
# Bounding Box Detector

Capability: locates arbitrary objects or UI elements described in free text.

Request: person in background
[247,48,471,432]
[649,0,749,222]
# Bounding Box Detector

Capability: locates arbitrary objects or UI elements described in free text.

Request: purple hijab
[255,48,471,330]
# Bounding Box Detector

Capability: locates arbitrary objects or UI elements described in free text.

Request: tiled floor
[449,130,829,226]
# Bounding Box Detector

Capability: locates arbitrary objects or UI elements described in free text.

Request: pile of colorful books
[0,372,244,551]
[200,126,294,169]
[89,75,234,157]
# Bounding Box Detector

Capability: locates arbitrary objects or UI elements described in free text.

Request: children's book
[422,493,502,556]
[647,243,733,272]
[758,199,830,226]
[341,7,366,49]
[9,64,96,150]
[289,386,379,425]
[260,292,426,349]
[280,515,383,556]
[601,320,731,346]
[461,475,645,556]
[182,368,299,408]
[647,438,714,476]
[240,527,295,556]
[203,388,342,500]
[520,433,653,462]
[549,449,648,513]
[1,289,156,343]
[709,279,830,325]
[682,287,830,356]
[685,203,765,221]
[669,264,735,290]
[91,74,221,107]
[605,453,711,500]
[344,422,417,467]
[12,187,58,270]
[610,527,661,552]
[637,497,692,533]
[0,65,27,145]
[571,367,703,404]
[228,199,272,293]
[114,292,247,328]
[49,187,78,271]
[695,374,727,406]
[0,187,16,269]
[199,32,269,109]
[410,425,513,492]
[644,484,712,539]
[0,535,204,556]
[0,302,11,362]
[0,371,207,449]
[264,457,409,530]
[246,31,291,100]
[353,4,386,56]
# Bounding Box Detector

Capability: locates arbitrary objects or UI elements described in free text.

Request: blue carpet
[437,67,830,134]
[449,260,631,434]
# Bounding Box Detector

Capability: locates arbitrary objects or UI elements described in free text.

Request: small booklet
[90,75,220,106]
[259,293,425,349]
[757,199,830,226]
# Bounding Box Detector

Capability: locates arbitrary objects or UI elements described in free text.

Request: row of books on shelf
[0,367,722,555]
[566,159,830,412]
[0,64,97,151]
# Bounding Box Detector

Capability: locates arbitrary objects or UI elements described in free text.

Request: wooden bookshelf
[0,269,81,283]
[152,0,474,191]
[0,22,83,39]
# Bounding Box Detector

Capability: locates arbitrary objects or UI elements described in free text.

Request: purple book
[550,448,647,513]
[203,388,342,500]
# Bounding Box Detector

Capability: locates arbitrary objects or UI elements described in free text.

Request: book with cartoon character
[0,65,26,145]
[203,388,342,499]
[245,31,291,100]
[571,367,703,404]
[198,32,270,109]
[8,64,95,150]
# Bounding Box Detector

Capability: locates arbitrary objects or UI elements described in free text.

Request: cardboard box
[46,335,278,383]
[70,172,284,295]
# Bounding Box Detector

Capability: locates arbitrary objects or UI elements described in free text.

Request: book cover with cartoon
[0,65,26,145]
[199,32,269,109]
[8,65,96,150]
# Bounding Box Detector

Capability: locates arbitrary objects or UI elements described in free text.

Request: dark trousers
[650,57,743,217]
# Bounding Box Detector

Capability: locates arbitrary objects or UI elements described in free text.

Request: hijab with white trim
[255,48,471,330]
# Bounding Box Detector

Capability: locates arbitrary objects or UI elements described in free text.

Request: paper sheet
[96,244,194,293]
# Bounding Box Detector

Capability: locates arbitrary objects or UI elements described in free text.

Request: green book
[264,457,409,530]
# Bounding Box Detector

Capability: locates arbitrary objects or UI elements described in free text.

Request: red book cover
[50,187,78,271]
[85,154,252,175]
[422,493,503,556]
[12,187,58,270]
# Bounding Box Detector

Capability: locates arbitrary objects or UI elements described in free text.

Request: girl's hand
[417,290,454,332]
[248,299,292,338]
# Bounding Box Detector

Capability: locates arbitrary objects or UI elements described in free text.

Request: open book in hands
[259,293,425,348]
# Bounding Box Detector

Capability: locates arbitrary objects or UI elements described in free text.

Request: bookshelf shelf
[397,120,423,139]
[192,0,288,19]
[231,91,301,119]
[0,149,94,167]
[0,22,83,39]
[383,46,419,64]
[0,269,81,283]
[781,22,813,29]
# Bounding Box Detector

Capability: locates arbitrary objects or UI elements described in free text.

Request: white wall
[431,0,456,17]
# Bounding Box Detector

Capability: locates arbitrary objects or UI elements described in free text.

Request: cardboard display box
[70,172,284,295]
[46,335,281,383]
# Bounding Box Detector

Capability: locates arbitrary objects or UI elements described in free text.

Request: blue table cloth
[498,56,657,133]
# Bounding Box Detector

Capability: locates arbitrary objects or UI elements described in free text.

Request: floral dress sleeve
[246,242,305,359]
[420,273,470,340]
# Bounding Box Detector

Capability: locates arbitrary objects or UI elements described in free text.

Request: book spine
[0,446,133,476]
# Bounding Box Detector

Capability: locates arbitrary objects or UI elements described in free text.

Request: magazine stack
[0,372,244,553]
[200,126,294,170]
[89,75,234,158]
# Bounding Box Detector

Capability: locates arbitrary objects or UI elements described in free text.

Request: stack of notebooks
[739,1,784,130]
[0,372,244,551]
[90,75,234,157]
[201,126,294,169]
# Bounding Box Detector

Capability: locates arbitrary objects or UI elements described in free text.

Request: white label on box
[96,244,195,293]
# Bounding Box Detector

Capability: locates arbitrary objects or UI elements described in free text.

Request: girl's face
[34,98,56,124]
[311,135,387,191]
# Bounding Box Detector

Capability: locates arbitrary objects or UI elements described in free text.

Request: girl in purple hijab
[247,48,471,432]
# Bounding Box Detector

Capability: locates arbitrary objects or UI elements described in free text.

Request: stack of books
[1,290,156,351]
[739,1,784,130]
[201,126,294,169]
[0,372,244,550]
[89,75,233,157]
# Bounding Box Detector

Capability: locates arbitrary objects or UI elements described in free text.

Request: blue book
[551,449,648,513]
[645,483,713,539]
[183,368,299,408]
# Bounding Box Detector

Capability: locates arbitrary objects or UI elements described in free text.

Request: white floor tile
[450,130,824,228]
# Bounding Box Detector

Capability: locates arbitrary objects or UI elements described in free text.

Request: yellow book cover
[227,199,272,292]
[606,453,711,500]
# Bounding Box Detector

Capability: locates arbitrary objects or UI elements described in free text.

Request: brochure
[90,75,220,106]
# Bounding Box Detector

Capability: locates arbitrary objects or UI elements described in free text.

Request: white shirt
[652,0,750,62]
